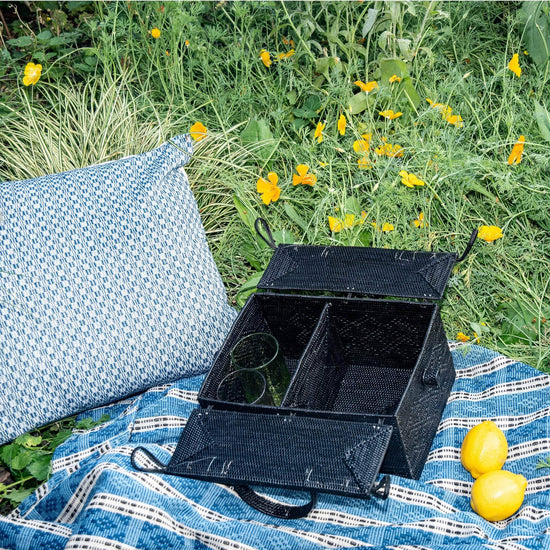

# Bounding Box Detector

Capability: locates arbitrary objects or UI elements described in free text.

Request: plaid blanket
[1,343,550,549]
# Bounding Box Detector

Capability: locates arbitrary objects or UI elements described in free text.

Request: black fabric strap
[130,447,168,474]
[233,485,317,519]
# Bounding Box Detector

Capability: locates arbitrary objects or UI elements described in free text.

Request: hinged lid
[255,219,477,300]
[163,409,393,498]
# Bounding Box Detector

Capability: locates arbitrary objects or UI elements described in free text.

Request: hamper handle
[234,485,317,519]
[456,228,478,262]
[255,218,277,250]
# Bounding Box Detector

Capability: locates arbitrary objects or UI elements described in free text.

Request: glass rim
[230,332,280,368]
[216,367,268,404]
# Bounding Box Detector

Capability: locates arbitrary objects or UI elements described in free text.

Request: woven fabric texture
[1,344,550,549]
[0,135,236,444]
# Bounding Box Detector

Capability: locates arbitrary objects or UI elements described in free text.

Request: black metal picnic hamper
[132,219,477,518]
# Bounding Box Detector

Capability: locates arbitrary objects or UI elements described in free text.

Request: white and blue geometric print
[0,135,236,444]
[1,344,550,549]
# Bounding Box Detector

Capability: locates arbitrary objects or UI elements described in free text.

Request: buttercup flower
[413,212,428,228]
[381,223,394,232]
[379,110,403,120]
[328,214,355,233]
[389,74,401,83]
[293,164,317,186]
[457,332,470,343]
[189,121,207,141]
[151,27,161,39]
[338,114,346,136]
[508,53,521,77]
[355,80,378,93]
[314,121,326,143]
[508,135,525,165]
[353,133,372,153]
[260,49,271,67]
[357,156,373,169]
[399,170,425,188]
[477,225,503,242]
[375,138,404,157]
[277,50,295,60]
[446,114,464,128]
[426,98,452,118]
[22,62,42,86]
[256,172,281,205]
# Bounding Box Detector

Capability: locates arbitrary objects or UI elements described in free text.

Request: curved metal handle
[233,485,317,519]
[456,228,478,262]
[254,218,277,250]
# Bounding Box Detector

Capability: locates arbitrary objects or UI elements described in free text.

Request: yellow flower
[389,74,401,83]
[151,27,161,39]
[375,138,404,157]
[413,212,428,228]
[260,49,271,67]
[189,121,207,141]
[256,172,281,205]
[293,164,317,186]
[508,135,525,165]
[381,223,394,232]
[338,113,346,136]
[352,133,372,153]
[379,109,403,120]
[457,332,470,343]
[477,225,503,242]
[328,214,355,233]
[185,40,190,47]
[22,62,42,86]
[426,98,452,118]
[357,156,373,169]
[399,170,425,188]
[277,49,295,60]
[446,114,464,128]
[314,121,326,143]
[355,80,378,93]
[508,53,521,77]
[318,161,328,167]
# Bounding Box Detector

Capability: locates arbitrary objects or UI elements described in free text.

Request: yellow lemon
[461,420,508,478]
[470,470,527,521]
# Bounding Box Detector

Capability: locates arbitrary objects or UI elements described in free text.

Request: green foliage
[0,415,109,510]
[521,1,550,69]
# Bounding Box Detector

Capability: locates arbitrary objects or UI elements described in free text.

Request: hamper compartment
[283,299,438,416]
[199,294,328,406]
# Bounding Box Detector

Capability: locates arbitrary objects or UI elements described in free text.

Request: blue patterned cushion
[0,135,236,444]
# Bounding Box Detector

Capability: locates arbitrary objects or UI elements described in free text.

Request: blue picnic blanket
[2,343,550,549]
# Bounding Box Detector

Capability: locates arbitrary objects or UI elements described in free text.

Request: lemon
[470,470,527,521]
[461,420,508,478]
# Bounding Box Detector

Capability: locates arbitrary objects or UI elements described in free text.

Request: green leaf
[3,488,34,504]
[362,8,379,37]
[284,202,309,234]
[233,195,259,235]
[292,95,322,119]
[1,444,19,466]
[348,92,368,115]
[379,58,409,82]
[235,272,264,308]
[26,454,52,481]
[534,100,550,142]
[271,229,294,245]
[15,434,42,448]
[521,1,550,69]
[36,30,53,41]
[10,451,32,471]
[7,36,34,48]
[240,118,275,161]
[315,56,339,77]
[499,300,538,345]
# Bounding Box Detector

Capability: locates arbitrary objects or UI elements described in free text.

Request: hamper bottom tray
[198,292,455,480]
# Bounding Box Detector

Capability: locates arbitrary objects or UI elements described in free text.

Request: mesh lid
[254,219,477,300]
[257,245,457,300]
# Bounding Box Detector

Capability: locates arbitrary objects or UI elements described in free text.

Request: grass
[0,0,549,511]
